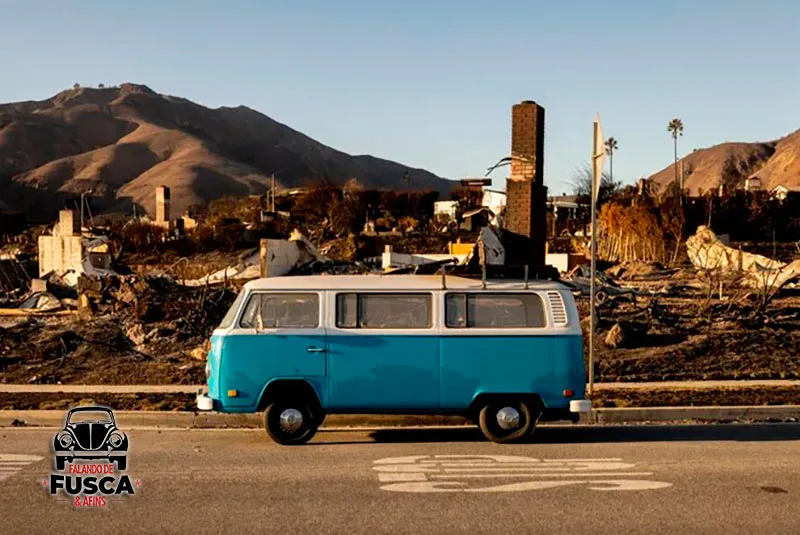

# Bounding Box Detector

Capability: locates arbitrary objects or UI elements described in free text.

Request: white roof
[243,274,567,292]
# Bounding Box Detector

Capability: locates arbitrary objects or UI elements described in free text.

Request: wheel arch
[257,379,324,415]
[467,392,545,422]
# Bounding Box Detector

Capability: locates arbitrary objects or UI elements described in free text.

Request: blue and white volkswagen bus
[197,274,590,444]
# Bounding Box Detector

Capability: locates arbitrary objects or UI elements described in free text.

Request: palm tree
[667,118,684,191]
[605,137,619,183]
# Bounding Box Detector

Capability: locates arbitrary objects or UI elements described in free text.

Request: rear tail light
[563,389,574,397]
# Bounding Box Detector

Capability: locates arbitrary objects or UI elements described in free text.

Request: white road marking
[373,455,672,493]
[0,454,45,483]
[587,479,673,491]
[0,455,45,462]
[443,467,574,472]
[430,472,654,479]
[542,458,623,462]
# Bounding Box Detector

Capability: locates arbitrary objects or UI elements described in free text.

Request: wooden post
[259,239,268,278]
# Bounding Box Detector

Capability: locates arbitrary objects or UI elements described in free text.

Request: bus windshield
[218,290,246,329]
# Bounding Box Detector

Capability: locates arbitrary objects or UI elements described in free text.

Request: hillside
[648,129,800,195]
[0,83,452,221]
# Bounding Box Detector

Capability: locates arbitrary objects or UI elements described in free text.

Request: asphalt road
[1,424,799,534]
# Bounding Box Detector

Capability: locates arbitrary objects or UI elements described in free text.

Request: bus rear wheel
[478,399,534,443]
[263,401,318,445]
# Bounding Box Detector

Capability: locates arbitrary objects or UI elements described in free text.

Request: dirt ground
[579,264,800,382]
[0,316,206,385]
[0,277,236,385]
[593,386,800,408]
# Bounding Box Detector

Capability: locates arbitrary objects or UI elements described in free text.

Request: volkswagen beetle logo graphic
[54,406,128,471]
[44,406,140,508]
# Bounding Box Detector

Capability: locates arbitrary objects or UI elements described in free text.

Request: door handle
[307,347,326,353]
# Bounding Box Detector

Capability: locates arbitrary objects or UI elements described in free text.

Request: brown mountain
[648,129,800,195]
[0,83,452,221]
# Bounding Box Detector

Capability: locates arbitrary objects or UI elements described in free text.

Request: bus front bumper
[196,388,214,411]
[569,400,592,413]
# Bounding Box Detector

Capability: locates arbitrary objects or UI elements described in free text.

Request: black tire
[478,399,535,444]
[56,457,67,471]
[263,400,318,445]
[313,411,327,429]
[115,457,127,471]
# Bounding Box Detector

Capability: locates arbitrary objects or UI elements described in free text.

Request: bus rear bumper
[569,399,592,413]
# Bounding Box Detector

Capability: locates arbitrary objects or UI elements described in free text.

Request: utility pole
[271,174,276,212]
[590,116,606,398]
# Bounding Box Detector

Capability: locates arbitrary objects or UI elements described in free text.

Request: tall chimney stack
[504,101,547,267]
[156,186,171,225]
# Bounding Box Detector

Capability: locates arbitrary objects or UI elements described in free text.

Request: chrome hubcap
[279,408,304,433]
[496,407,520,430]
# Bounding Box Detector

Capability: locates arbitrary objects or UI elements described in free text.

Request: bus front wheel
[263,401,318,445]
[478,399,534,443]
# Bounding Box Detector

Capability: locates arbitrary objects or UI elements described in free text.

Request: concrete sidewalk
[2,406,799,429]
[2,380,798,394]
[0,384,201,394]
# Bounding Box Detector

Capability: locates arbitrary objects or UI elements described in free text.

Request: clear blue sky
[2,0,799,194]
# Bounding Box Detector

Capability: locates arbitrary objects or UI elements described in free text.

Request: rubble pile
[605,260,674,281]
[686,226,800,290]
[0,274,237,385]
[575,234,800,382]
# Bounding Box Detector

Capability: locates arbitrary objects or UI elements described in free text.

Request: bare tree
[570,163,621,207]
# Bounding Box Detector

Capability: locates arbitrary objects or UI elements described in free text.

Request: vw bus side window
[239,293,319,329]
[445,293,546,328]
[336,293,432,329]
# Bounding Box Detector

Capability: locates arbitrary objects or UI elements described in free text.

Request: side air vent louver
[547,291,568,326]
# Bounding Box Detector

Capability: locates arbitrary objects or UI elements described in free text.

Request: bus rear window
[445,293,546,328]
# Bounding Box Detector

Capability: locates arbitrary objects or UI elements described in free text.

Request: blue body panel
[211,333,585,414]
[440,335,585,410]
[217,333,327,410]
[327,335,438,410]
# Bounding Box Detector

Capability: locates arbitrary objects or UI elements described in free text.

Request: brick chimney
[504,101,547,267]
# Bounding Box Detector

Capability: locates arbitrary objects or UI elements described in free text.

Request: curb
[2,406,799,429]
[587,406,800,424]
